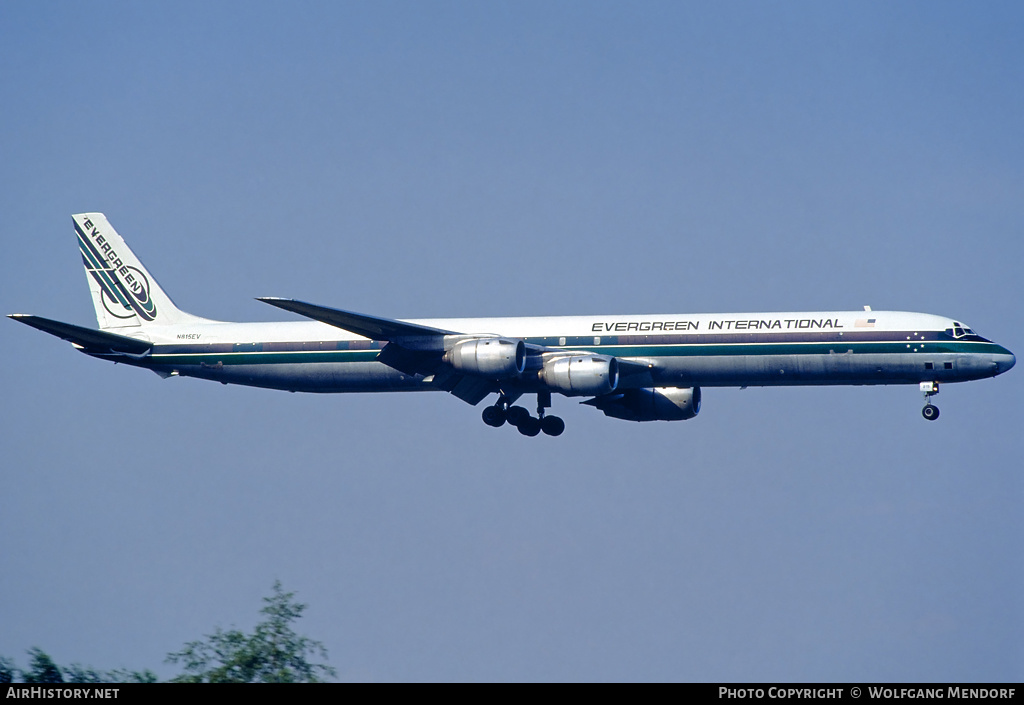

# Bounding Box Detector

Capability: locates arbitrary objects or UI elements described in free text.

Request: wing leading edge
[256,297,457,341]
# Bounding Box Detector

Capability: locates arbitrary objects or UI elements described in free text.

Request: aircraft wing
[259,297,494,400]
[257,297,656,405]
[8,314,152,355]
[257,297,458,340]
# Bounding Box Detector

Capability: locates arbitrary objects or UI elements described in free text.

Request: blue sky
[1,1,1021,681]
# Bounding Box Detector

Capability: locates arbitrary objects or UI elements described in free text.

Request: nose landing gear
[920,381,940,421]
[481,391,565,436]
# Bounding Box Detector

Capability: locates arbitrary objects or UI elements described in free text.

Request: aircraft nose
[995,352,1016,375]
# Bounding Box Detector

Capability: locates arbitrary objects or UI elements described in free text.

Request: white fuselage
[97,309,1015,394]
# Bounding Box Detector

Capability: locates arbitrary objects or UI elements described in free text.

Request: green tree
[0,656,16,683]
[22,648,63,683]
[0,649,157,684]
[63,664,158,683]
[104,668,158,683]
[166,581,336,683]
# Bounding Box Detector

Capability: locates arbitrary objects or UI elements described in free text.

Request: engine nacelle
[540,355,619,396]
[444,338,525,378]
[585,387,701,422]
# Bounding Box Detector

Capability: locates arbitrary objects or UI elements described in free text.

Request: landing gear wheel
[517,416,542,437]
[506,406,531,427]
[482,405,507,427]
[922,404,940,421]
[541,415,565,437]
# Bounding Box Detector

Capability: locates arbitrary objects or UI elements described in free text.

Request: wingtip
[256,298,303,313]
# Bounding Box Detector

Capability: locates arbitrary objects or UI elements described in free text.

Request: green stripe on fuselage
[543,340,1006,358]
[144,338,1006,367]
[150,350,383,365]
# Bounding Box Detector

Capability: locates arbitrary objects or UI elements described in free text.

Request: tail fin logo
[76,218,158,321]
[94,265,152,319]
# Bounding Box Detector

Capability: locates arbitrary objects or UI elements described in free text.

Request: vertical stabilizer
[74,213,203,329]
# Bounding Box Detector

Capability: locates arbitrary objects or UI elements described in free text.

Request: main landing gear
[920,381,940,421]
[482,391,565,437]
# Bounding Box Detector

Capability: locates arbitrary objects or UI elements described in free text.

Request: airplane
[8,213,1016,437]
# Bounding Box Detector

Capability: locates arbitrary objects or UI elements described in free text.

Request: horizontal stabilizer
[257,297,457,340]
[8,314,152,354]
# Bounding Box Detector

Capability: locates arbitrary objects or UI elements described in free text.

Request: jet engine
[444,338,526,378]
[584,386,701,421]
[540,355,619,396]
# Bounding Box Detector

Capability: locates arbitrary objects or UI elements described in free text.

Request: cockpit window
[945,322,977,339]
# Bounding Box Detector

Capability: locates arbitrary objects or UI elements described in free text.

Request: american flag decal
[855,318,877,328]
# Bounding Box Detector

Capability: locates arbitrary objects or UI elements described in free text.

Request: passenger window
[944,362,953,370]
[924,362,933,370]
